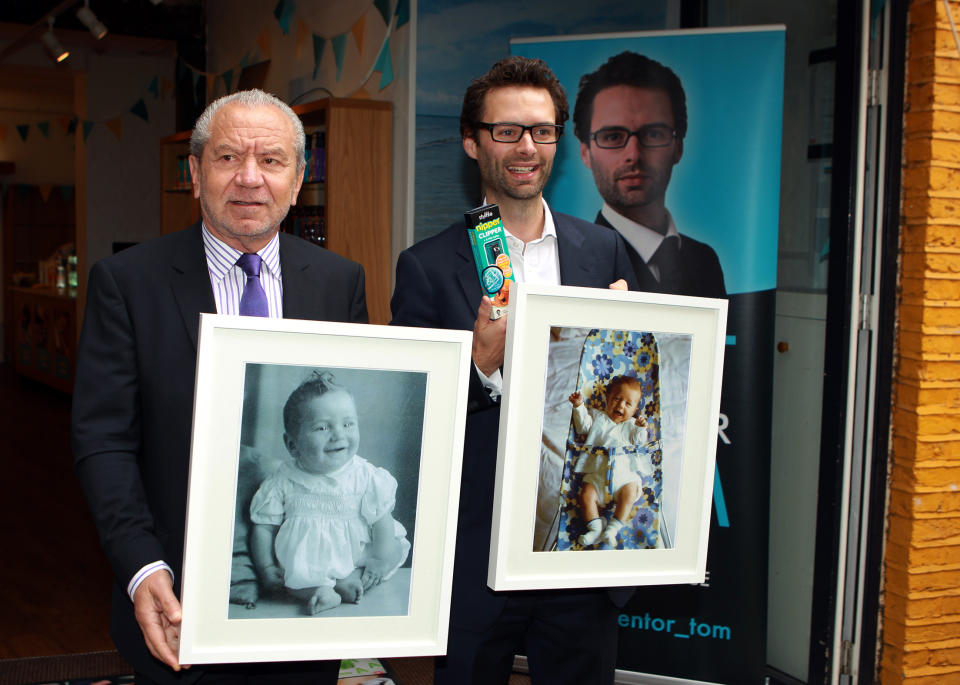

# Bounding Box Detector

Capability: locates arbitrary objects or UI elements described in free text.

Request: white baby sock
[578,517,605,546]
[600,517,626,547]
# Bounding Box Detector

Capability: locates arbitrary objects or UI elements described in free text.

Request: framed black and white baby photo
[179,315,471,664]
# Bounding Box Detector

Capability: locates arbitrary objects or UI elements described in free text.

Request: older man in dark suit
[72,89,366,684]
[392,56,637,685]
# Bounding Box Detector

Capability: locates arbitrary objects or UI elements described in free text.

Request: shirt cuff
[128,561,174,601]
[475,363,502,400]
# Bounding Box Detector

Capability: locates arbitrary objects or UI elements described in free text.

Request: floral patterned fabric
[556,329,663,550]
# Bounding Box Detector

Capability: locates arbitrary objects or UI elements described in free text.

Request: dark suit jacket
[390,210,637,630]
[595,211,726,298]
[72,222,367,682]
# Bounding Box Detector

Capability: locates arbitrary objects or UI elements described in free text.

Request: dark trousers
[434,592,619,685]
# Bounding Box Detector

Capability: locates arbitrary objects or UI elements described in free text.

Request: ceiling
[0,0,204,42]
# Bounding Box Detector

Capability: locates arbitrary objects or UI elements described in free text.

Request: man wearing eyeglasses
[391,56,637,684]
[574,51,726,298]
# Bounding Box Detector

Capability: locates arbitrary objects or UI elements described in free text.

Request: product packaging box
[464,203,515,320]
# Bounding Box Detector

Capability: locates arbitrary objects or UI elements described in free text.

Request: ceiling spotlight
[41,17,69,63]
[77,2,108,40]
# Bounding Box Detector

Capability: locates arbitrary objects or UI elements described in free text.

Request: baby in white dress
[568,375,652,548]
[249,371,410,614]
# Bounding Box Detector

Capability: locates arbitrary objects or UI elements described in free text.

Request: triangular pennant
[257,28,271,58]
[239,52,251,69]
[273,0,294,35]
[106,117,123,141]
[161,77,176,98]
[374,38,394,90]
[37,121,50,138]
[313,35,326,79]
[191,69,201,92]
[37,183,53,203]
[15,184,31,201]
[130,99,150,122]
[56,117,71,134]
[148,76,159,97]
[350,86,371,99]
[352,15,366,55]
[68,117,78,135]
[58,185,74,201]
[332,33,347,82]
[83,121,95,141]
[396,0,409,28]
[373,0,390,25]
[296,19,309,60]
[16,124,29,142]
[223,69,234,94]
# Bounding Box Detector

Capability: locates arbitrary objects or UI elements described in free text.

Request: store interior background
[0,0,844,682]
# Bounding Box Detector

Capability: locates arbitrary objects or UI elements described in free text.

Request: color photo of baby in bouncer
[534,327,692,552]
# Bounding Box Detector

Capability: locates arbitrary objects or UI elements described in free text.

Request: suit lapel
[555,211,594,287]
[169,223,216,350]
[278,234,318,320]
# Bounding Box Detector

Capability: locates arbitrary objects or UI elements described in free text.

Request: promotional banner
[513,28,785,684]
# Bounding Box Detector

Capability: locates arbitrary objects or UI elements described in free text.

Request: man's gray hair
[190,89,305,171]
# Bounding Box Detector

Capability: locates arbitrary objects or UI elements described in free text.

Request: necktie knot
[237,253,262,278]
[236,253,268,317]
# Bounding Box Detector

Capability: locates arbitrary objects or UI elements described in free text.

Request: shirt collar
[485,196,557,247]
[201,222,282,282]
[599,203,679,263]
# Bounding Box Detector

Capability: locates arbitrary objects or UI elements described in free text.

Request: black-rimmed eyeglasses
[590,124,676,149]
[476,122,563,144]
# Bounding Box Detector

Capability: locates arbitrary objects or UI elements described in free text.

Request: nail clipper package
[464,203,515,320]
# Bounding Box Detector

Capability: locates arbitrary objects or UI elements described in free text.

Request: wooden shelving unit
[159,98,392,324]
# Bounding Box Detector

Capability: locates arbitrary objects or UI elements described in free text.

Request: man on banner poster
[512,29,784,685]
[573,51,726,298]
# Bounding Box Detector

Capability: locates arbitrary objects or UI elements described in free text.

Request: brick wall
[884,0,960,682]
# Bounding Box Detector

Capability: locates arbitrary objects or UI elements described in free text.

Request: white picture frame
[179,314,472,664]
[489,283,727,590]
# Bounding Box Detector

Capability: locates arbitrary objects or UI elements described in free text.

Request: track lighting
[77,2,108,40]
[41,17,69,63]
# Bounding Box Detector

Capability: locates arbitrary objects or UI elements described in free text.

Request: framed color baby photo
[489,283,727,591]
[179,315,472,664]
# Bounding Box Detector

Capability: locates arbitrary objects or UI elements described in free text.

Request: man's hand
[472,296,507,376]
[608,278,628,291]
[133,570,188,671]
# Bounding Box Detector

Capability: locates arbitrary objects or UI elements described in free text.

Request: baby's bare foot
[335,568,364,603]
[229,580,259,609]
[308,586,342,614]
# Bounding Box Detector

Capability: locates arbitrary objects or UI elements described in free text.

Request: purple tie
[236,253,269,317]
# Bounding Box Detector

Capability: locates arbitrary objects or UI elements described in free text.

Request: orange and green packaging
[464,203,515,320]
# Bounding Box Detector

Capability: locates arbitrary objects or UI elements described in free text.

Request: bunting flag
[37,121,50,138]
[83,121,94,141]
[373,38,394,90]
[37,184,53,203]
[313,35,326,78]
[332,33,347,81]
[161,77,176,98]
[396,0,409,28]
[296,19,309,60]
[350,86,371,99]
[130,99,150,122]
[15,184,31,201]
[257,28,271,58]
[56,117,71,134]
[58,185,74,201]
[68,117,78,135]
[239,52,251,69]
[373,0,391,26]
[17,124,29,142]
[352,15,366,55]
[148,76,159,97]
[273,0,295,35]
[223,68,234,93]
[106,117,123,141]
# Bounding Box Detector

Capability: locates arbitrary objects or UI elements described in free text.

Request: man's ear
[188,155,202,199]
[463,135,478,161]
[579,142,593,170]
